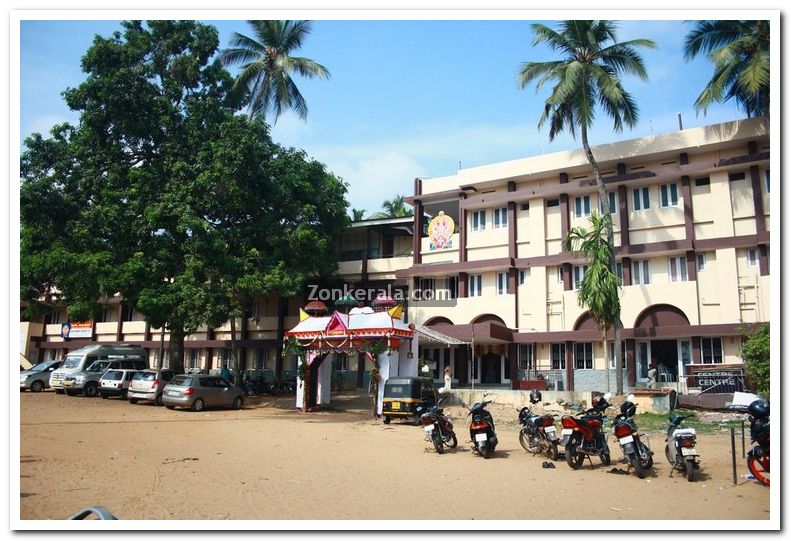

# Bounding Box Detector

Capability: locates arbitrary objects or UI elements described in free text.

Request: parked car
[161,374,244,412]
[49,344,147,394]
[20,360,64,392]
[63,358,148,397]
[99,369,139,399]
[127,369,177,405]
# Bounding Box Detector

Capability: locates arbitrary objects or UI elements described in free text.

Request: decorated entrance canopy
[285,306,414,351]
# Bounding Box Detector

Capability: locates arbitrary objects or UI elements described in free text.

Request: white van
[49,344,147,394]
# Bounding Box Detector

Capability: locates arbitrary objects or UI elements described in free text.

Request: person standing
[220,364,231,384]
[441,366,452,393]
[647,364,658,389]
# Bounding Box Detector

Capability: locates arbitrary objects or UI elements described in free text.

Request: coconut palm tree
[518,20,655,395]
[219,20,330,122]
[563,212,622,393]
[350,208,367,222]
[369,195,413,219]
[683,20,770,119]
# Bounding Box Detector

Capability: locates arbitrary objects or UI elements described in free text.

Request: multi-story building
[399,118,770,393]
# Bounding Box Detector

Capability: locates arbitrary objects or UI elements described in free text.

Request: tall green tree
[369,195,413,219]
[741,323,770,397]
[219,20,330,122]
[21,21,348,374]
[350,208,367,221]
[518,20,655,395]
[683,20,770,119]
[563,213,622,393]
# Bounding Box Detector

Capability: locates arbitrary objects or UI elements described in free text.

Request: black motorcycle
[665,414,699,481]
[746,398,770,486]
[612,397,653,479]
[466,394,498,459]
[418,397,457,454]
[561,393,612,469]
[517,389,559,460]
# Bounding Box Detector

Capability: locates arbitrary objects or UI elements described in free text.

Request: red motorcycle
[746,398,770,486]
[561,393,612,469]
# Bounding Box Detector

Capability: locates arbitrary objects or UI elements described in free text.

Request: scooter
[665,414,700,481]
[746,398,770,486]
[561,392,612,469]
[465,393,498,459]
[517,389,559,460]
[418,397,457,454]
[612,395,653,479]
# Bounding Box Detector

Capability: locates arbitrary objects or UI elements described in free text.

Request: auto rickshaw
[382,376,438,425]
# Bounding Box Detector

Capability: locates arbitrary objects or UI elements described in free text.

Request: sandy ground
[18,390,771,523]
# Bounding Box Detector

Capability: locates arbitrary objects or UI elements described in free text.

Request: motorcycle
[561,392,612,469]
[746,398,770,486]
[465,393,498,459]
[665,414,699,482]
[418,397,457,454]
[517,389,559,460]
[612,395,653,479]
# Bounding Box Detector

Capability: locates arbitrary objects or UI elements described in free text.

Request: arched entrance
[633,305,692,384]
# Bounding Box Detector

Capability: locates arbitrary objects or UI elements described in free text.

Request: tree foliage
[741,323,770,397]
[368,195,413,219]
[683,20,770,119]
[21,20,348,372]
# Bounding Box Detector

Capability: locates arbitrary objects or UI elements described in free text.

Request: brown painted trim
[397,257,514,278]
[562,263,572,291]
[458,272,468,298]
[511,322,760,344]
[622,257,632,286]
[617,239,694,256]
[686,251,697,283]
[507,201,516,259]
[692,337,701,365]
[508,268,517,295]
[680,152,689,166]
[560,194,570,242]
[717,151,769,168]
[412,200,423,265]
[115,305,124,341]
[405,188,464,206]
[758,244,769,276]
[618,185,629,249]
[681,175,694,242]
[459,196,467,263]
[508,343,518,388]
[617,162,626,175]
[415,177,423,197]
[144,322,151,342]
[694,232,770,251]
[565,341,574,391]
[750,165,767,235]
[560,172,568,184]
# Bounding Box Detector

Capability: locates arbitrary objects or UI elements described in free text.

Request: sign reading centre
[61,321,93,339]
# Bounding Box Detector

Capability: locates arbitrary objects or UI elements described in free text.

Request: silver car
[20,360,64,392]
[161,375,244,412]
[127,369,176,405]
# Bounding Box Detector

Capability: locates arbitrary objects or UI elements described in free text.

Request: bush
[741,323,770,397]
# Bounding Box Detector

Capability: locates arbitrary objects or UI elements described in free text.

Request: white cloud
[268,110,314,147]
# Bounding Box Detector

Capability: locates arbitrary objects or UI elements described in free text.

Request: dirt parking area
[18,390,771,523]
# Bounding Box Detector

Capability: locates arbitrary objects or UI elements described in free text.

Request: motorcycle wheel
[566,443,584,470]
[630,453,646,479]
[600,452,611,466]
[664,443,674,466]
[446,432,458,449]
[685,459,695,482]
[547,441,559,461]
[480,444,493,459]
[747,454,770,486]
[518,429,532,453]
[432,431,444,454]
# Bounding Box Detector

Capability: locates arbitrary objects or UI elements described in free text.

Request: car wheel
[84,383,99,398]
[128,398,139,404]
[55,389,65,395]
[100,393,108,400]
[30,381,45,393]
[191,398,205,412]
[232,396,243,410]
[65,390,77,396]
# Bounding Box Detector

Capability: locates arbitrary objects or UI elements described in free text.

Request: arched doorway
[633,305,692,384]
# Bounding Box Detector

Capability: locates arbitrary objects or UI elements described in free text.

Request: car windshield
[87,360,112,373]
[133,372,156,381]
[169,376,192,387]
[103,370,123,380]
[29,361,54,371]
[62,356,84,369]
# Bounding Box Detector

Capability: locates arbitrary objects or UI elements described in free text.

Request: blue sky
[19,17,746,216]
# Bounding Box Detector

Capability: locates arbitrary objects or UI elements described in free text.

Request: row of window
[467,170,770,228]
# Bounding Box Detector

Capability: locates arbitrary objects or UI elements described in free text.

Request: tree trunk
[275,296,288,382]
[157,326,165,369]
[581,123,623,395]
[230,312,238,384]
[168,322,185,374]
[602,331,611,393]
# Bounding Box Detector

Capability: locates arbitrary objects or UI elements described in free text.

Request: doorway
[652,340,678,383]
[481,353,501,384]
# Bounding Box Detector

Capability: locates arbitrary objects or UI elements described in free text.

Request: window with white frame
[609,342,627,369]
[520,202,530,213]
[574,195,591,218]
[747,249,758,267]
[493,207,508,229]
[419,277,435,299]
[572,265,588,290]
[632,259,650,285]
[602,191,617,214]
[551,343,566,370]
[188,349,199,369]
[696,253,706,272]
[333,354,349,371]
[469,274,483,297]
[496,272,508,295]
[557,266,565,283]
[701,337,723,364]
[575,342,594,370]
[518,344,534,370]
[255,348,268,370]
[660,183,679,207]
[519,268,529,286]
[472,210,486,231]
[446,276,458,300]
[633,186,651,211]
[668,256,688,282]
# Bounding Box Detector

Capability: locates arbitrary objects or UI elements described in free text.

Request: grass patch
[633,409,745,435]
